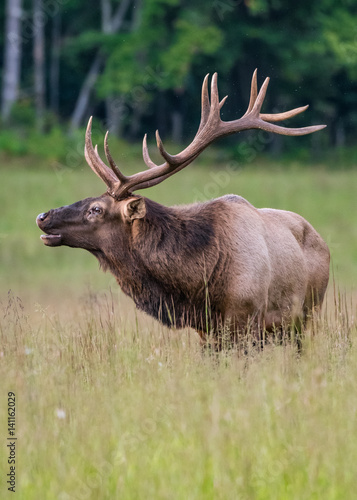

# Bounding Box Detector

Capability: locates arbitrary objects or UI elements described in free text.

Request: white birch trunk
[33,0,46,132]
[69,0,132,133]
[1,0,23,122]
[50,10,61,115]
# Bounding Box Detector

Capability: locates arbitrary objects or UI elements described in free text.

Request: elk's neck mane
[95,197,229,330]
[137,198,217,254]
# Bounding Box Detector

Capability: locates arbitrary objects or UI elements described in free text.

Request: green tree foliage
[0,0,357,149]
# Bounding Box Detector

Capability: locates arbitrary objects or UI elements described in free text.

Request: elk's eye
[88,206,103,217]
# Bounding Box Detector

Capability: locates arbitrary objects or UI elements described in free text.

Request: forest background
[1,0,357,161]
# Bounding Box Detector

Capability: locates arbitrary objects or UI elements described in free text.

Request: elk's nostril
[37,212,48,222]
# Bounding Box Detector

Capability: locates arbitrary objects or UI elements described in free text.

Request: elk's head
[36,194,146,250]
[37,70,325,254]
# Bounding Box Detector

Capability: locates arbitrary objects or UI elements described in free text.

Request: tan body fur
[130,194,330,341]
[206,195,330,336]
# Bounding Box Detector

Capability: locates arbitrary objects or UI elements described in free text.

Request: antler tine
[253,122,326,136]
[84,117,118,189]
[142,133,160,169]
[104,131,127,182]
[243,68,258,117]
[155,130,181,166]
[251,76,270,116]
[260,105,309,123]
[219,95,228,110]
[197,74,210,135]
[210,72,221,113]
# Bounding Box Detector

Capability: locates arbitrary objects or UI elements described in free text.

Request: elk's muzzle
[36,212,63,247]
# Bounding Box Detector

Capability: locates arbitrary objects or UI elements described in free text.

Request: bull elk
[37,70,330,346]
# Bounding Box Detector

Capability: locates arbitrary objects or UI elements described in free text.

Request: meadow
[0,150,356,499]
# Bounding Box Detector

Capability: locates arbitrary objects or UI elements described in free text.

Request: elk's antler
[84,70,326,199]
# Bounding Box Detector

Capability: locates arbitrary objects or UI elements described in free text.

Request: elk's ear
[122,197,146,222]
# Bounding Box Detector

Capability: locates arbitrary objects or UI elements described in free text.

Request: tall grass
[0,160,356,498]
[0,288,356,499]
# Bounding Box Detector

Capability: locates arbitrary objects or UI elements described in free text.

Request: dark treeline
[1,0,357,150]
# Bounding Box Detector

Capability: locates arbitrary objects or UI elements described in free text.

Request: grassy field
[0,154,356,499]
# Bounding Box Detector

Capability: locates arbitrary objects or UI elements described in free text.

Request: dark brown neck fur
[92,198,229,331]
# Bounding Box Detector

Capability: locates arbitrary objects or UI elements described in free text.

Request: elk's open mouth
[40,234,62,246]
[37,213,63,246]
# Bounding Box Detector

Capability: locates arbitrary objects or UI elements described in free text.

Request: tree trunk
[33,0,46,132]
[127,0,144,139]
[50,9,61,116]
[1,0,22,122]
[69,0,132,132]
[171,90,184,143]
[101,0,112,32]
[69,53,103,134]
[171,111,183,144]
[128,104,143,139]
[101,0,118,134]
[335,119,346,148]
